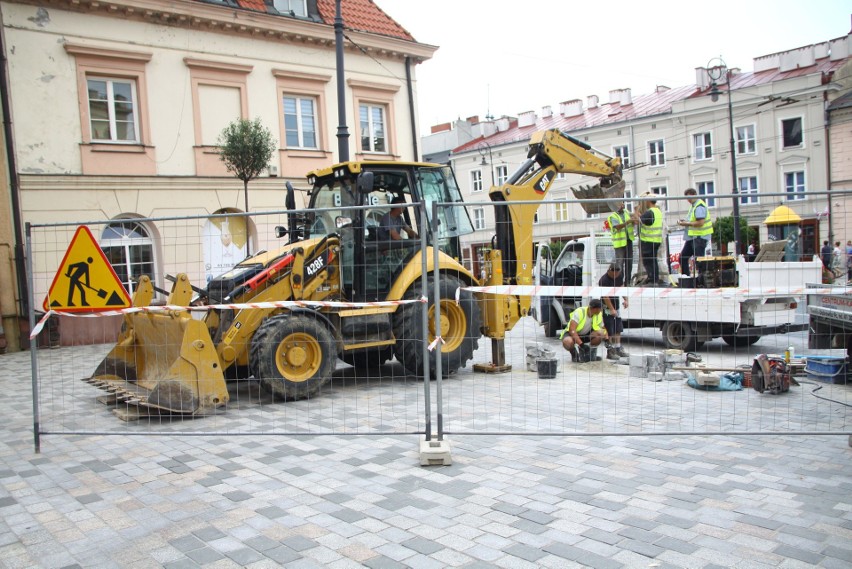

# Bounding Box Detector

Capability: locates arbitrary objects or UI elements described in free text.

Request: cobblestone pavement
[2,327,852,568]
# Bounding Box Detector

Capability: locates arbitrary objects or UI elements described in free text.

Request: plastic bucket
[537,358,558,379]
[805,356,847,384]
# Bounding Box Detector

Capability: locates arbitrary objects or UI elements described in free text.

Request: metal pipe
[725,71,742,257]
[405,57,419,161]
[334,0,349,162]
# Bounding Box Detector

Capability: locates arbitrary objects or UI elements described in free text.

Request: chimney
[619,88,632,105]
[695,67,714,90]
[466,115,480,125]
[829,36,850,61]
[541,105,552,118]
[655,85,670,93]
[780,45,816,72]
[754,53,781,73]
[430,122,452,134]
[609,89,625,104]
[587,94,599,108]
[518,110,536,127]
[559,99,584,117]
[482,121,497,137]
[496,116,510,132]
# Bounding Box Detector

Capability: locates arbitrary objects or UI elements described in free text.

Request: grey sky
[374,0,850,129]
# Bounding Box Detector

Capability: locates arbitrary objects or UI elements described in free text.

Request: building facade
[447,35,851,277]
[0,0,434,350]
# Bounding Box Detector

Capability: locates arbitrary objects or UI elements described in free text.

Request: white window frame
[736,124,756,155]
[693,132,712,161]
[470,169,483,193]
[359,103,386,153]
[86,76,140,143]
[282,95,318,149]
[738,175,759,205]
[648,139,666,167]
[650,185,669,212]
[100,220,155,295]
[696,181,716,208]
[781,116,804,150]
[785,170,806,201]
[473,207,486,230]
[494,164,509,186]
[554,199,569,222]
[613,145,629,168]
[273,0,307,16]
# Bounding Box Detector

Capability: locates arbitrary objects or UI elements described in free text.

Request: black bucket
[537,358,558,379]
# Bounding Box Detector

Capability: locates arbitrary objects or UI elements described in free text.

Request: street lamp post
[478,142,494,186]
[708,59,741,257]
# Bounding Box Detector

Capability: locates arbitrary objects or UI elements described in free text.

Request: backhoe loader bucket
[571,178,626,215]
[84,276,229,415]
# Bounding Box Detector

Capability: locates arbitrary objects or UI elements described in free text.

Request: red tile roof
[454,55,847,154]
[316,0,414,41]
[454,85,696,153]
[210,0,414,41]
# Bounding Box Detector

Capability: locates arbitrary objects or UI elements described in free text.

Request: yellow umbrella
[763,205,801,225]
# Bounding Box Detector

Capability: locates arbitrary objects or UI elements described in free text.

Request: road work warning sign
[43,226,132,312]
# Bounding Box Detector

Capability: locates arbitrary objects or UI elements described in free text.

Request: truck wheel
[722,335,760,347]
[662,321,703,351]
[251,314,337,401]
[544,306,563,338]
[393,275,481,377]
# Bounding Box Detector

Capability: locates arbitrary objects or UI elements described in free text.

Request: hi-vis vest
[607,210,631,248]
[560,306,604,339]
[687,199,713,237]
[640,207,663,243]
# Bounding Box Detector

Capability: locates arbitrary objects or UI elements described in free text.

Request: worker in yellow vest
[560,299,608,362]
[677,188,713,277]
[637,193,664,286]
[607,202,635,285]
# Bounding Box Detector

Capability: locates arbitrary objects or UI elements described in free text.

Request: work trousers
[613,242,634,285]
[680,237,707,277]
[640,241,661,284]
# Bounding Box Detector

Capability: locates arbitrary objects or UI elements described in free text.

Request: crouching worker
[560,299,608,362]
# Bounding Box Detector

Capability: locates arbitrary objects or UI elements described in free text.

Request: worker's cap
[589,299,603,309]
[640,191,657,203]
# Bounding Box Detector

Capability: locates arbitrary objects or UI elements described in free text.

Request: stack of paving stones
[2,344,852,567]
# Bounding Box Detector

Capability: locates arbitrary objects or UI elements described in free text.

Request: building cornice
[8,0,437,63]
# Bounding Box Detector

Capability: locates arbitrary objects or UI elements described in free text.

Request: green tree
[713,215,758,255]
[218,117,277,217]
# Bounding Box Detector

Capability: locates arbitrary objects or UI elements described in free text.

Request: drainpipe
[0,16,28,350]
[405,57,419,161]
[824,91,833,244]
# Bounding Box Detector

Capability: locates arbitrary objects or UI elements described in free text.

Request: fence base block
[419,436,452,466]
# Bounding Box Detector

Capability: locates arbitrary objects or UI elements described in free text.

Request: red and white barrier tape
[461,284,852,299]
[30,296,428,339]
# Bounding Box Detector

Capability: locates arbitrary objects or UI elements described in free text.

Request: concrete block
[664,371,687,381]
[647,372,664,382]
[630,365,648,378]
[419,436,452,466]
[629,354,646,369]
[695,373,720,386]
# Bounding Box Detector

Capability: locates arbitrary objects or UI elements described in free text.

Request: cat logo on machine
[535,171,555,194]
[305,251,327,279]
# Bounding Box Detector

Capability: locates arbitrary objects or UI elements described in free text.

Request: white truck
[536,233,821,351]
[807,284,852,358]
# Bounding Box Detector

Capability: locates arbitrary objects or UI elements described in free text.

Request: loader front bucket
[85,313,229,415]
[571,178,626,215]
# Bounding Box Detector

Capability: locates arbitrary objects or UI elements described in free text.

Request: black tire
[544,305,563,338]
[250,313,337,401]
[662,321,703,351]
[393,274,481,377]
[722,335,760,347]
[340,348,392,370]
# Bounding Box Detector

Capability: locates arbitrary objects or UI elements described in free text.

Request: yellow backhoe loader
[85,129,623,416]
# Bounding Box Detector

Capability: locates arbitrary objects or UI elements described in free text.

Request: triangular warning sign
[42,226,132,313]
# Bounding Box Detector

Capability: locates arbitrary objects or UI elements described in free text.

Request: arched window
[100,220,154,294]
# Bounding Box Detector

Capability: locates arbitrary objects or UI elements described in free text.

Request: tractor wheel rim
[429,300,465,352]
[276,332,320,382]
